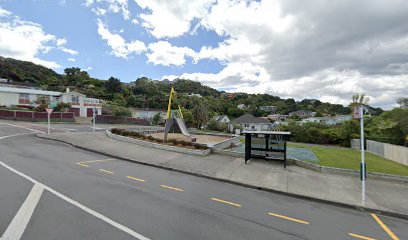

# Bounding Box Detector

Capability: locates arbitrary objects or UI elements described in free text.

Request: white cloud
[97,18,146,58]
[86,0,408,108]
[147,41,197,66]
[0,7,11,17]
[0,9,60,68]
[134,0,214,38]
[84,66,93,71]
[55,38,78,55]
[131,18,139,25]
[56,38,67,47]
[67,58,76,62]
[85,0,130,20]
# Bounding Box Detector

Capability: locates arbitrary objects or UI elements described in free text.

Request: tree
[349,93,369,110]
[397,97,408,109]
[192,101,209,129]
[64,67,89,86]
[152,113,162,125]
[227,107,245,118]
[105,77,122,94]
[111,105,132,117]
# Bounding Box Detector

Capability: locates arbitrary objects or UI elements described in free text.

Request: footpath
[38,132,408,218]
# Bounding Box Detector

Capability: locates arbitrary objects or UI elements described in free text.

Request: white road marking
[0,132,36,140]
[0,126,16,129]
[1,183,44,240]
[16,123,76,132]
[0,161,151,240]
[3,123,45,134]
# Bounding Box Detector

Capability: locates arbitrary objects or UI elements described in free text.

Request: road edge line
[0,160,151,240]
[1,183,44,240]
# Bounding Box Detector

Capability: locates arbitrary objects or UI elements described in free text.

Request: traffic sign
[353,106,362,119]
[45,108,54,114]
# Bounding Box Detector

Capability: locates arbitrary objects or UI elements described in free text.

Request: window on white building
[71,95,79,103]
[19,93,29,100]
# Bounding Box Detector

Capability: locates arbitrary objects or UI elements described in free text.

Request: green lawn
[288,143,408,176]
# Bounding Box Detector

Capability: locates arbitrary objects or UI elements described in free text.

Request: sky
[0,0,408,109]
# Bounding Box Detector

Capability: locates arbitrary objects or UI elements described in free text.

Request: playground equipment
[164,87,192,141]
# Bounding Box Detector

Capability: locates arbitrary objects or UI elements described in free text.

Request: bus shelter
[243,131,292,168]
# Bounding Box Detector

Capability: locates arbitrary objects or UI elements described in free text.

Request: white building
[237,104,248,110]
[0,85,102,117]
[212,115,230,124]
[301,115,352,125]
[266,114,289,121]
[258,105,277,112]
[132,108,166,121]
[228,114,272,133]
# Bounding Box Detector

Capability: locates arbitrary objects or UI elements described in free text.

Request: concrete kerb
[36,133,408,221]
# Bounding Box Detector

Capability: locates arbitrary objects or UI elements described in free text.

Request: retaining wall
[106,130,211,156]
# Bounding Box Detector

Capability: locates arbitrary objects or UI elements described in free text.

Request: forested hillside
[0,57,355,116]
[2,57,407,146]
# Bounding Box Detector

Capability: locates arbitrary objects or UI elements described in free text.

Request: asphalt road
[0,120,407,240]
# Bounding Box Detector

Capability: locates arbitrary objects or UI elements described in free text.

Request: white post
[360,106,365,204]
[93,109,96,133]
[47,112,51,135]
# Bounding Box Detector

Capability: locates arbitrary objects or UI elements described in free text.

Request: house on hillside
[237,104,248,110]
[301,115,352,125]
[0,84,102,117]
[266,114,289,121]
[188,93,202,98]
[289,110,316,118]
[258,105,277,113]
[228,114,272,133]
[212,115,230,124]
[132,108,166,121]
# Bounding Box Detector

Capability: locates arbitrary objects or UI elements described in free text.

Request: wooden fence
[351,139,408,166]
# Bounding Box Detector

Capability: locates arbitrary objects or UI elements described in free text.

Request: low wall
[0,109,75,122]
[96,115,148,125]
[210,135,241,150]
[106,130,211,156]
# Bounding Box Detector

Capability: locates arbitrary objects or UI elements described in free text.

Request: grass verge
[288,143,408,176]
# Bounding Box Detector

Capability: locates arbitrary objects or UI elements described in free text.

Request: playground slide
[175,118,191,136]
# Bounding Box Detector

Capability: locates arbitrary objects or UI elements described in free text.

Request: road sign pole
[93,107,96,133]
[45,108,53,135]
[360,106,366,205]
[47,112,51,135]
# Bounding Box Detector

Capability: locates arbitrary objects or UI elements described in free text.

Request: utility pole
[359,106,366,204]
[354,106,366,205]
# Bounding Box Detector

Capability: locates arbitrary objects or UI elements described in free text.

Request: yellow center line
[99,169,114,174]
[127,176,145,182]
[371,213,399,240]
[160,185,184,192]
[349,233,377,240]
[76,163,89,167]
[211,198,242,207]
[76,159,116,164]
[268,212,309,225]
